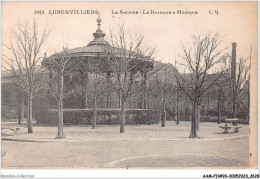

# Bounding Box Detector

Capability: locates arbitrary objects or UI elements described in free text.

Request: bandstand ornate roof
[47,15,109,59]
[44,15,154,73]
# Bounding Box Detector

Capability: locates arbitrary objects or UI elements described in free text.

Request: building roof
[1,66,47,84]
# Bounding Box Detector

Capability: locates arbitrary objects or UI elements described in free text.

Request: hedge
[35,109,160,126]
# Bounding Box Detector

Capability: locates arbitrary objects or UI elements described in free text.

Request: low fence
[35,108,160,126]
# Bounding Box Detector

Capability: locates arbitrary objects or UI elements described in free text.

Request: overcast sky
[2,1,257,67]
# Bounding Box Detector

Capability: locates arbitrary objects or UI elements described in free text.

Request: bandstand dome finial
[87,13,108,46]
[97,13,102,29]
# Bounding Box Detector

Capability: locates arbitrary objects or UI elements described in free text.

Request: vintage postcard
[1,1,258,178]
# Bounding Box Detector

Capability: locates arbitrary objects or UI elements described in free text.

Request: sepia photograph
[1,1,258,178]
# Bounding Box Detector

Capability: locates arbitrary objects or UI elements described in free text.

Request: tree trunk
[129,87,132,109]
[61,101,64,138]
[189,100,199,138]
[57,74,64,139]
[57,101,61,136]
[107,71,111,109]
[85,72,88,108]
[118,91,121,108]
[176,83,180,125]
[180,101,183,116]
[161,76,166,127]
[232,97,237,118]
[217,101,221,124]
[196,103,201,131]
[217,83,223,124]
[57,100,65,138]
[232,77,237,118]
[217,94,222,124]
[57,101,62,138]
[161,109,166,127]
[93,95,97,129]
[189,110,195,138]
[27,96,33,133]
[120,98,126,133]
[18,99,24,124]
[143,72,147,109]
[161,89,166,127]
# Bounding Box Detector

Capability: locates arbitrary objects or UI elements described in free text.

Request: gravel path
[1,121,250,142]
[1,121,250,169]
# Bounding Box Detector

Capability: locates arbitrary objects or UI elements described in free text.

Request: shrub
[131,110,160,125]
[97,111,120,125]
[207,109,218,116]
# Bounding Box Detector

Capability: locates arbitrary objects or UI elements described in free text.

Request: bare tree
[176,33,226,138]
[88,56,103,129]
[213,71,230,124]
[105,24,156,133]
[44,49,77,138]
[224,55,250,118]
[160,65,176,127]
[74,56,106,128]
[161,68,168,127]
[146,63,176,124]
[2,20,50,133]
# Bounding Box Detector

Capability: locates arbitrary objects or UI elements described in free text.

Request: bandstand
[41,15,156,125]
